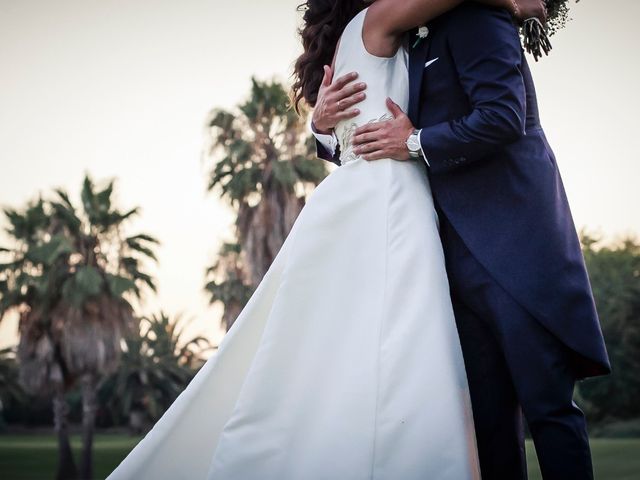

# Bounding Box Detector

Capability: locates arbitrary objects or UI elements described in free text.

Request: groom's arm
[419,5,526,174]
[311,120,342,166]
[310,67,365,167]
[315,139,341,166]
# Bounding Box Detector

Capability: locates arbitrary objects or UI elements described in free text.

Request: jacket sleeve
[420,5,526,174]
[315,138,341,167]
[308,116,341,166]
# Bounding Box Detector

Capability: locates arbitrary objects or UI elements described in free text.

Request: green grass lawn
[525,439,640,480]
[0,434,140,480]
[0,434,638,479]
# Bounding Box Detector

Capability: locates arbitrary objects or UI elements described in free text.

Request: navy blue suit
[317,4,611,479]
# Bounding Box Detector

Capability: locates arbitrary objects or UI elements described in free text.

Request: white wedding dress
[107,8,480,480]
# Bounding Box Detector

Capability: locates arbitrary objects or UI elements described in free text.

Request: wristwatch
[406,129,423,159]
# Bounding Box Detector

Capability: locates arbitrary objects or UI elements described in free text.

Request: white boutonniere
[412,25,429,48]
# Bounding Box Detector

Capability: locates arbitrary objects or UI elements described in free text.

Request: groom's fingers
[336,91,366,111]
[353,141,381,155]
[357,143,388,161]
[321,65,333,88]
[362,150,387,161]
[352,131,379,146]
[334,82,367,103]
[355,141,394,160]
[352,123,382,144]
[336,109,360,121]
[353,138,389,154]
[386,97,405,118]
[331,71,359,92]
[354,122,381,135]
[331,72,366,104]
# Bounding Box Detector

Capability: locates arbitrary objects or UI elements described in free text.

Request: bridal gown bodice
[332,8,410,166]
[107,7,480,480]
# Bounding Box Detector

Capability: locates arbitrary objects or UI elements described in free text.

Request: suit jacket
[316,4,610,378]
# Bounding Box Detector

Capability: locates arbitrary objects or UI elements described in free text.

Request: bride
[107,1,540,479]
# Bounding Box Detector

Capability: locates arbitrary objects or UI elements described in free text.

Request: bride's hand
[312,65,366,134]
[510,0,547,24]
[475,0,547,24]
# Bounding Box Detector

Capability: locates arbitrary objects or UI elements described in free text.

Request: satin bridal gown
[107,8,480,480]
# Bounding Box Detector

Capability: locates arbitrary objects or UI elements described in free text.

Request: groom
[311,3,610,479]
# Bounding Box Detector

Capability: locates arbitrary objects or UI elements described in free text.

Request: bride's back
[332,7,409,165]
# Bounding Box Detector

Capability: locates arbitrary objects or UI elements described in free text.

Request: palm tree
[204,78,328,330]
[0,174,159,480]
[0,196,79,479]
[100,311,213,432]
[204,242,252,332]
[0,346,25,430]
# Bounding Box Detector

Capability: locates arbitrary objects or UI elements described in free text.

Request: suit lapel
[408,31,432,124]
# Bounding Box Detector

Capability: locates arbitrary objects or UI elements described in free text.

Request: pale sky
[1,0,639,348]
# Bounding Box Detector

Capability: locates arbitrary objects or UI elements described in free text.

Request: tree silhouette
[0,174,159,479]
[203,78,328,330]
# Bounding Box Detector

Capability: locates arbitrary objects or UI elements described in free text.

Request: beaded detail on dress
[339,113,394,166]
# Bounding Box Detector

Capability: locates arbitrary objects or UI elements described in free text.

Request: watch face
[407,134,420,152]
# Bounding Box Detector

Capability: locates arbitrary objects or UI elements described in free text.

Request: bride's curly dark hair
[291,0,367,114]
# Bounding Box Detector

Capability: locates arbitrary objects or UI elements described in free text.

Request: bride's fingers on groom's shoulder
[513,0,547,22]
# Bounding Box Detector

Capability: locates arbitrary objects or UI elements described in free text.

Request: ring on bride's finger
[337,100,343,111]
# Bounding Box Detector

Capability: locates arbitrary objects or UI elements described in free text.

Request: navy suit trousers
[439,214,594,480]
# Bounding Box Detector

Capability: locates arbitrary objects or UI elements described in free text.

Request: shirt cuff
[418,128,430,167]
[309,118,337,157]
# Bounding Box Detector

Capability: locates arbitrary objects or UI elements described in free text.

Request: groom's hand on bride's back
[311,65,367,134]
[352,98,414,162]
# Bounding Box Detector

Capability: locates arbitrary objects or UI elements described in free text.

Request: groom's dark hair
[291,0,366,114]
